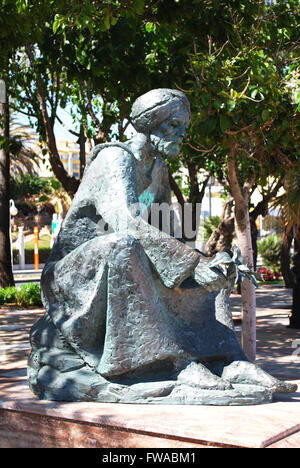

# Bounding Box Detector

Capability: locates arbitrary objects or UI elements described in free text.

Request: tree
[3,0,255,202]
[0,79,14,287]
[180,0,300,361]
[249,178,283,270]
[9,114,40,177]
[0,0,43,287]
[0,0,180,284]
[1,1,299,346]
[204,203,234,256]
[275,164,300,328]
[3,0,171,195]
[280,226,294,288]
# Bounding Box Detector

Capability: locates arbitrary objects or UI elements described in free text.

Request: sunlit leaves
[1,0,299,200]
[183,0,299,192]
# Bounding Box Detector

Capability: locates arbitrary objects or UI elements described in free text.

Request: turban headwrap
[131,88,190,133]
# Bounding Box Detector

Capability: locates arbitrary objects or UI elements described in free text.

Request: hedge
[0,283,42,307]
[13,247,51,265]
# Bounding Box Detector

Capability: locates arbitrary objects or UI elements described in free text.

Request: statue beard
[150,134,181,159]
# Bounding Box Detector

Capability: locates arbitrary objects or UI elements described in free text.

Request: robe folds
[28,145,246,400]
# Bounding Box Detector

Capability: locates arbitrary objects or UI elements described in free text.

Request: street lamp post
[0,80,5,103]
[207,175,215,218]
[18,226,25,270]
[9,199,18,268]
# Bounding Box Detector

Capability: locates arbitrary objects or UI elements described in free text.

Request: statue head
[131,88,190,159]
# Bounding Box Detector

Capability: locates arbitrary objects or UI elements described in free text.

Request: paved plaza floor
[231,286,300,381]
[0,284,299,381]
[0,285,299,448]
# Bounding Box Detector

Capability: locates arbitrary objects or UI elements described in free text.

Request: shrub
[203,215,221,242]
[9,175,62,202]
[18,283,42,307]
[0,286,18,305]
[0,284,42,307]
[10,174,52,201]
[257,234,281,273]
[13,246,51,265]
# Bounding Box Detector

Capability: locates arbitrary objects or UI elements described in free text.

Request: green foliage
[185,22,299,185]
[10,175,61,201]
[18,283,42,307]
[0,283,42,307]
[262,215,281,235]
[1,0,169,148]
[0,286,18,305]
[274,163,300,235]
[203,215,221,241]
[1,0,299,200]
[257,234,281,272]
[13,247,51,265]
[13,233,52,265]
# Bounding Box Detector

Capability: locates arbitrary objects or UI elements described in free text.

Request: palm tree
[9,114,40,177]
[275,164,300,328]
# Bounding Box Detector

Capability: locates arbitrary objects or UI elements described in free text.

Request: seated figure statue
[28,89,296,405]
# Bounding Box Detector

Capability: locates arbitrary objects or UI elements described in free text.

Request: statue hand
[193,262,229,292]
[207,247,262,288]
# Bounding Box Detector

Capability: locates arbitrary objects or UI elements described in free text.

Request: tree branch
[8,104,35,118]
[227,140,245,206]
[56,114,80,137]
[84,81,102,126]
[53,70,60,119]
[250,178,283,220]
[186,142,217,153]
[199,173,211,202]
[226,125,252,136]
[168,170,186,208]
[25,43,79,195]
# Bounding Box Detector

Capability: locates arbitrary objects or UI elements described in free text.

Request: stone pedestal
[0,372,299,448]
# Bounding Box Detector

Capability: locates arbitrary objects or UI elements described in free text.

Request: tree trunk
[25,45,79,197]
[186,160,201,245]
[235,207,256,362]
[168,170,186,240]
[289,228,300,329]
[280,227,294,289]
[79,123,86,180]
[186,160,209,247]
[250,217,258,270]
[250,178,283,271]
[0,80,14,288]
[169,162,209,246]
[227,143,256,362]
[204,199,234,256]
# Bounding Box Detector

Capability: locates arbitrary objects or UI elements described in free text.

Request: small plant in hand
[0,283,42,307]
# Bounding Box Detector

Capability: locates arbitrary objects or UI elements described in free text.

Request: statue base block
[0,371,299,448]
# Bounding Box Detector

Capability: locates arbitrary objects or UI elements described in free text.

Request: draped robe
[28,144,247,400]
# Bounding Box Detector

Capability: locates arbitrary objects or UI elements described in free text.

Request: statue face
[150,106,190,159]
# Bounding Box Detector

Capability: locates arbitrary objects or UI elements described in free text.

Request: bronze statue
[28,89,296,404]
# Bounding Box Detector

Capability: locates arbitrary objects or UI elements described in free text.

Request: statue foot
[222,361,298,394]
[177,361,232,391]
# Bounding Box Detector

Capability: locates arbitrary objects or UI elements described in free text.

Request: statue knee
[107,235,142,266]
[115,235,140,251]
